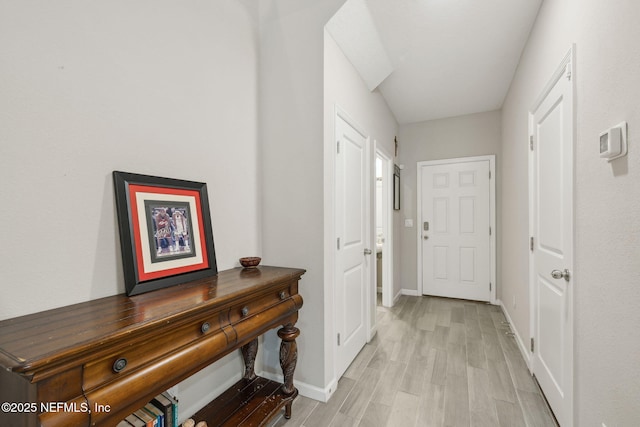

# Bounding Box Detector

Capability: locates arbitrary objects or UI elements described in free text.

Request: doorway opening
[375,148,393,308]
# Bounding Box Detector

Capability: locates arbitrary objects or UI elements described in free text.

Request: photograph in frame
[113,171,217,296]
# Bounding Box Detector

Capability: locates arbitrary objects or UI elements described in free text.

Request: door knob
[551,269,571,282]
[364,248,372,255]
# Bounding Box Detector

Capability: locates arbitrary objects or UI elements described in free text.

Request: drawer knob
[241,306,249,317]
[113,358,127,373]
[201,322,210,333]
[279,291,287,300]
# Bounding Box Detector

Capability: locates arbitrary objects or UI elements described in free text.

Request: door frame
[528,46,575,427]
[375,146,394,308]
[331,105,375,381]
[416,155,497,303]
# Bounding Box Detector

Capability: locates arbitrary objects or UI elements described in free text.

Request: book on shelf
[144,402,164,427]
[124,414,146,427]
[120,391,178,427]
[166,392,179,427]
[151,392,177,427]
[133,408,157,427]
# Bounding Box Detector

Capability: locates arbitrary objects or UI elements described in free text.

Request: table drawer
[83,312,225,392]
[228,287,291,324]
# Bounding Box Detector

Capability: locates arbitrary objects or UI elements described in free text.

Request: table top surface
[0,266,305,372]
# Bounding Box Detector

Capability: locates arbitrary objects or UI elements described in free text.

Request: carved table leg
[241,338,258,380]
[278,323,300,419]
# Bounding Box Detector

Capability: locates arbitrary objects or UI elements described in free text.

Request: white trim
[393,290,402,304]
[368,324,378,342]
[401,288,419,296]
[375,146,395,308]
[259,371,336,403]
[497,299,531,368]
[335,106,368,136]
[364,133,374,351]
[530,48,574,112]
[323,103,337,414]
[416,155,497,303]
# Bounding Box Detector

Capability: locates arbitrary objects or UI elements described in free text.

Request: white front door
[529,50,574,427]
[419,157,494,302]
[335,111,370,378]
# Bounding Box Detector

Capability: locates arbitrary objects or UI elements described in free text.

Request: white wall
[501,0,640,424]
[397,111,502,295]
[259,0,399,399]
[0,0,260,421]
[258,0,347,397]
[324,29,398,363]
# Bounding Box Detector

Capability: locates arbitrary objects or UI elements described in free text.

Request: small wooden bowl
[239,257,261,268]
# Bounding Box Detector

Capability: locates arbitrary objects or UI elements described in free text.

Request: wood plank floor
[269,295,557,427]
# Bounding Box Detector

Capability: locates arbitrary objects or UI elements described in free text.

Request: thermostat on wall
[599,121,628,162]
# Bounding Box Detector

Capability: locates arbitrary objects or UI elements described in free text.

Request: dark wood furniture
[0,266,305,427]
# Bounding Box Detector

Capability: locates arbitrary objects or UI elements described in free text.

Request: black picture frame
[394,164,401,210]
[113,171,217,296]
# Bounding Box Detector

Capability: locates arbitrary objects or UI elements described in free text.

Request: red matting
[129,184,209,282]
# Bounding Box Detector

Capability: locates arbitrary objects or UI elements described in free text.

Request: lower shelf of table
[190,376,298,427]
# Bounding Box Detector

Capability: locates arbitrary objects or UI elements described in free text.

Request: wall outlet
[404,219,413,227]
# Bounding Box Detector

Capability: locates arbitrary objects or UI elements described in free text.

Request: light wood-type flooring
[269,295,557,427]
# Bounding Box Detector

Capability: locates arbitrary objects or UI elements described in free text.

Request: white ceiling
[326,0,543,124]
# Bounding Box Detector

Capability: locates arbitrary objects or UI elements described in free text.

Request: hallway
[271,296,556,426]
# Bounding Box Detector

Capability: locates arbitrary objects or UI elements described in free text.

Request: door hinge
[489,226,492,236]
[489,282,492,291]
[337,140,340,154]
[531,337,535,352]
[530,236,534,251]
[337,333,341,346]
[337,237,340,250]
[529,135,534,151]
[489,170,492,179]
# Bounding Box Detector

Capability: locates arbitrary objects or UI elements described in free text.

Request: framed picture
[394,164,401,210]
[113,171,217,296]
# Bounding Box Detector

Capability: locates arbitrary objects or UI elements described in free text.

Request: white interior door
[529,51,574,427]
[419,158,493,302]
[335,112,370,378]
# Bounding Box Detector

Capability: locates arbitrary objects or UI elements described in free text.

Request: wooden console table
[0,266,305,427]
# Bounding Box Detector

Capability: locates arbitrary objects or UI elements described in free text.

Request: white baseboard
[401,289,419,296]
[496,299,531,368]
[368,324,378,342]
[393,290,402,303]
[259,370,336,403]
